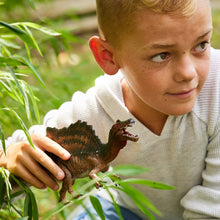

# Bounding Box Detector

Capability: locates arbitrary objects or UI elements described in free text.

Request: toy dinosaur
[46,119,139,201]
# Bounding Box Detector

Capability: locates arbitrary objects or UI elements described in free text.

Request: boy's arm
[181,119,220,219]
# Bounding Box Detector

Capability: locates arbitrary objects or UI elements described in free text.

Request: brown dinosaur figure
[46,119,139,201]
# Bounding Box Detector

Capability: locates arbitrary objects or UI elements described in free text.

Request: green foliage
[0,167,38,220]
[39,165,174,220]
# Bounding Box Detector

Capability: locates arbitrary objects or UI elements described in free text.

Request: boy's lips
[167,88,196,99]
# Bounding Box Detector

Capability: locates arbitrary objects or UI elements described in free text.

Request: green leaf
[1,168,12,212]
[0,172,5,208]
[121,178,175,190]
[90,196,105,220]
[2,108,34,149]
[20,22,61,36]
[25,83,41,123]
[112,165,150,176]
[0,124,6,155]
[11,190,25,199]
[29,189,39,220]
[0,38,20,49]
[21,24,42,56]
[20,81,32,123]
[15,55,46,88]
[24,193,31,218]
[6,65,26,99]
[116,183,161,219]
[0,57,25,67]
[0,21,36,49]
[103,184,123,220]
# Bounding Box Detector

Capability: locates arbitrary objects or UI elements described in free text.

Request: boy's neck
[121,79,168,135]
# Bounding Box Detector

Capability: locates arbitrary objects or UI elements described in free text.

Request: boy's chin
[167,106,195,116]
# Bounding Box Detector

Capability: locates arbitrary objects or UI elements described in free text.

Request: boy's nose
[173,55,197,82]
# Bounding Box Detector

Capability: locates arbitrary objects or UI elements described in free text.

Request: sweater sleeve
[181,119,220,219]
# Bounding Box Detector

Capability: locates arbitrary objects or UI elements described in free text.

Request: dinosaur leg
[89,165,109,188]
[89,168,102,188]
[59,165,74,202]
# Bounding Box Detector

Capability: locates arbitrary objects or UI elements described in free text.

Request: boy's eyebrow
[196,28,213,42]
[149,28,213,49]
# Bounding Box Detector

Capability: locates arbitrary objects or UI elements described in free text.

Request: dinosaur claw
[95,181,103,188]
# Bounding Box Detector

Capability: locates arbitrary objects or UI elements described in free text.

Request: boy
[0,0,219,219]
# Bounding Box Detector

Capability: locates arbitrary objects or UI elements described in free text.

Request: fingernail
[57,171,64,180]
[53,184,59,191]
[64,151,71,158]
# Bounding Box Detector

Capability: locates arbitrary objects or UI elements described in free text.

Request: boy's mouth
[168,88,196,99]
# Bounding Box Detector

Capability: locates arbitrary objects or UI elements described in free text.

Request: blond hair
[96,0,198,47]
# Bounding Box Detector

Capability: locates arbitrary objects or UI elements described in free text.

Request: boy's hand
[0,134,71,191]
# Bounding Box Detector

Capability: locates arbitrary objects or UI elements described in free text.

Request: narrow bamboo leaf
[41,202,67,220]
[0,172,5,208]
[25,83,40,123]
[112,165,150,176]
[21,25,42,56]
[111,185,155,220]
[0,38,20,49]
[1,44,12,57]
[29,189,39,220]
[11,190,25,199]
[0,124,6,155]
[20,22,61,36]
[121,178,175,190]
[90,196,105,220]
[20,81,32,123]
[24,41,32,61]
[15,55,46,88]
[0,79,11,91]
[6,65,26,99]
[2,108,34,148]
[119,183,161,217]
[0,21,36,49]
[24,193,31,218]
[0,79,22,103]
[10,173,26,189]
[0,57,25,67]
[103,184,123,220]
[2,168,12,212]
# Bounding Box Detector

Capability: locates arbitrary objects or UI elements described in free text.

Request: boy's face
[115,0,212,118]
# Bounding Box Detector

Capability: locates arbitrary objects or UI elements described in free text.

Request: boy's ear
[89,36,120,75]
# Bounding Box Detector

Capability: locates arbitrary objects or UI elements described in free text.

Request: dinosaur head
[109,119,139,148]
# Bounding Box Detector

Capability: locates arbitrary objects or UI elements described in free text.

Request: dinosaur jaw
[116,119,139,142]
[122,128,139,142]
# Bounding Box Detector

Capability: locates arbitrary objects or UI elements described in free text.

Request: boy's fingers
[31,134,71,160]
[14,164,46,189]
[27,146,65,181]
[22,155,60,190]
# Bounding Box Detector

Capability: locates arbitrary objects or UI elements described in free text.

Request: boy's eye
[194,41,209,53]
[151,53,169,63]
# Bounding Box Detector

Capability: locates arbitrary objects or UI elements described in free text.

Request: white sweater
[3,48,220,220]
